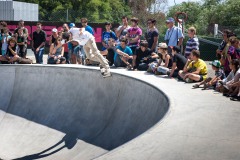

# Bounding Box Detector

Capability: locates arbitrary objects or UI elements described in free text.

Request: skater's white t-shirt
[76,30,94,46]
[69,27,82,39]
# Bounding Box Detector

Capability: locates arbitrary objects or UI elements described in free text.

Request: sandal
[203,83,210,90]
[230,96,240,101]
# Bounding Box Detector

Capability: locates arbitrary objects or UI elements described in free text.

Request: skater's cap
[209,60,221,68]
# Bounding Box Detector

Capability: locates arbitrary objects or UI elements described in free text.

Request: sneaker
[192,84,200,88]
[147,67,153,73]
[185,78,193,83]
[127,63,133,70]
[102,69,111,78]
[230,96,240,101]
[166,71,171,76]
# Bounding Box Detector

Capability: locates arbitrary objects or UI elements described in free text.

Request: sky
[168,0,198,7]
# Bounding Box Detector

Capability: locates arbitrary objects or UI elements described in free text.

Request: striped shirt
[185,36,199,57]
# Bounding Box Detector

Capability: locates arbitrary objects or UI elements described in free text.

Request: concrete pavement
[0,64,239,160]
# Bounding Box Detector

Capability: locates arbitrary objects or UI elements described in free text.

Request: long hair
[54,36,62,46]
[7,37,17,51]
[231,59,240,74]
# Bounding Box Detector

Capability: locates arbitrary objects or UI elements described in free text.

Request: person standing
[1,27,11,56]
[101,22,118,65]
[116,16,130,43]
[164,17,184,53]
[62,23,70,33]
[80,18,95,63]
[184,27,199,59]
[126,17,142,54]
[16,28,27,58]
[145,19,159,52]
[14,20,28,57]
[32,23,46,64]
[80,18,94,35]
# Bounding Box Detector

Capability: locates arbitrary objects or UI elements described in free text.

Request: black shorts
[196,75,204,82]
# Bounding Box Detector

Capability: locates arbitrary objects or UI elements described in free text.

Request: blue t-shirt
[164,27,184,46]
[114,45,132,61]
[102,31,118,50]
[85,25,94,35]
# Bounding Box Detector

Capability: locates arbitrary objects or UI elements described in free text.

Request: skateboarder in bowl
[74,28,111,77]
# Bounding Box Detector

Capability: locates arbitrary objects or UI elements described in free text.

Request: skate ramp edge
[0,65,169,160]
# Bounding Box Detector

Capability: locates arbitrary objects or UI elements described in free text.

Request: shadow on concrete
[13,133,77,160]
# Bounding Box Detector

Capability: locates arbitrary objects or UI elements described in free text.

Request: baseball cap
[69,23,75,28]
[52,28,58,32]
[158,43,168,49]
[209,60,221,68]
[166,17,175,23]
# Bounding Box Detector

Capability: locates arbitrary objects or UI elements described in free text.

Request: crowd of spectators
[0,16,239,101]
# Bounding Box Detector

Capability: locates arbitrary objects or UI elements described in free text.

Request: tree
[167,0,240,36]
[14,0,131,23]
[167,2,202,27]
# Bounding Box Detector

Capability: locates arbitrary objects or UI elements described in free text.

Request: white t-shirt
[75,30,94,46]
[117,25,130,45]
[69,27,82,40]
[2,35,11,51]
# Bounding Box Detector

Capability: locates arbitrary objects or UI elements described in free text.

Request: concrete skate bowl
[0,65,169,160]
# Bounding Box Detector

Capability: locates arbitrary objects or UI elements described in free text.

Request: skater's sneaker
[102,69,111,78]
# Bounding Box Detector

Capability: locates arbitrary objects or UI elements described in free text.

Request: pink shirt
[128,27,142,47]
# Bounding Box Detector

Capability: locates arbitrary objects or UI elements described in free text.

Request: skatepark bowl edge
[0,65,169,160]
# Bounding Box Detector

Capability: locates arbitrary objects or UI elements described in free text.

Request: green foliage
[168,2,201,27]
[167,0,240,36]
[14,0,131,23]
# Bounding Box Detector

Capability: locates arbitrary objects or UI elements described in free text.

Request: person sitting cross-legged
[132,40,158,71]
[148,43,172,75]
[0,37,19,64]
[178,50,208,83]
[168,46,187,78]
[114,38,133,69]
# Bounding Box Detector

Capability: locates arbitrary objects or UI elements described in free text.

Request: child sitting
[193,60,225,89]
